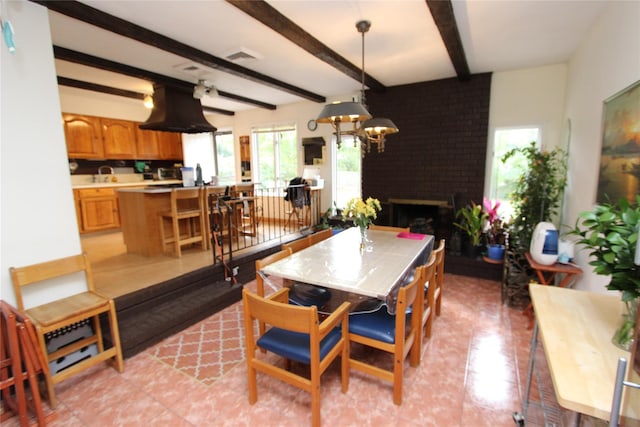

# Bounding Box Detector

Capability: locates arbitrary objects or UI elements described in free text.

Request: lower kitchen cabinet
[75,188,121,233]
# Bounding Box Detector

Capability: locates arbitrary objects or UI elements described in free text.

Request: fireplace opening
[389,199,454,242]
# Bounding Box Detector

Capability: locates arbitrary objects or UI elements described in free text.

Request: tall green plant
[501,142,567,251]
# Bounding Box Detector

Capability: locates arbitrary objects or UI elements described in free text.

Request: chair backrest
[172,188,203,212]
[255,248,292,296]
[282,237,311,254]
[308,228,333,245]
[10,254,94,311]
[369,225,410,233]
[433,239,445,284]
[243,288,317,335]
[232,183,254,198]
[284,177,308,208]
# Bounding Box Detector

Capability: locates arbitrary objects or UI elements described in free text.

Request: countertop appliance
[157,167,181,180]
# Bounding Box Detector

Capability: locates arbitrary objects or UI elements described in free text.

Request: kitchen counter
[72,179,182,189]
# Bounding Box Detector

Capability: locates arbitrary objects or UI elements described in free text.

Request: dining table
[260,227,434,313]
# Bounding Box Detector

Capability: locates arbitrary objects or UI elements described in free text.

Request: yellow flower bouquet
[343,197,382,247]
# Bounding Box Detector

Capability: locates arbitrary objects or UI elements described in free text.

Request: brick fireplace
[360,73,501,280]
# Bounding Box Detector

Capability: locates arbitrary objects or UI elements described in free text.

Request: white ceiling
[47,0,608,113]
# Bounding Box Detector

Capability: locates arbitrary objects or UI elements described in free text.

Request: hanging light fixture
[355,20,398,154]
[316,20,398,154]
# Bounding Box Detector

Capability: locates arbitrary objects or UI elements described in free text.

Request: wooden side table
[524,252,582,328]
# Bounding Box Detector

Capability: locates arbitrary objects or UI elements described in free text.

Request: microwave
[157,167,180,180]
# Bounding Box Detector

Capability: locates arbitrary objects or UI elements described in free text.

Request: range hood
[139,84,217,134]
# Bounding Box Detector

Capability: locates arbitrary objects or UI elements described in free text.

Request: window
[252,124,297,189]
[333,135,361,208]
[489,127,540,218]
[182,131,236,184]
[213,131,235,183]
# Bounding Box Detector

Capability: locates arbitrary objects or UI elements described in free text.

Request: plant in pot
[454,202,487,259]
[500,142,567,306]
[568,196,640,351]
[483,197,508,261]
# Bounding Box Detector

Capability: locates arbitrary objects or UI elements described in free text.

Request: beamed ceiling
[32,0,608,115]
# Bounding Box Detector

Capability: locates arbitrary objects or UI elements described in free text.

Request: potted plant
[500,142,567,306]
[568,196,640,350]
[454,202,487,258]
[502,142,567,251]
[483,197,508,260]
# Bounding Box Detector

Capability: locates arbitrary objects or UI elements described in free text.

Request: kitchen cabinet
[101,118,137,159]
[76,188,120,232]
[157,131,183,159]
[135,127,161,160]
[63,114,104,158]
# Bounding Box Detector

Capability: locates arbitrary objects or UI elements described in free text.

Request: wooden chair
[282,236,311,254]
[348,269,423,405]
[308,228,333,245]
[419,255,437,349]
[202,186,223,251]
[1,302,29,426]
[255,248,293,337]
[609,306,640,427]
[159,188,207,257]
[9,254,124,408]
[432,239,446,316]
[1,300,48,426]
[369,225,410,233]
[242,288,350,427]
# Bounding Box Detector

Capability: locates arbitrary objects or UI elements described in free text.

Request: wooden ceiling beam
[57,76,236,116]
[426,0,471,81]
[227,0,386,93]
[33,0,325,103]
[54,46,274,111]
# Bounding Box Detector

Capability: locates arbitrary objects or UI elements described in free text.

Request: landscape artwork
[596,80,640,204]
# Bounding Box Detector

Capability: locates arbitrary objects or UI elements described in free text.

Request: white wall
[562,0,640,293]
[486,64,568,194]
[0,1,86,307]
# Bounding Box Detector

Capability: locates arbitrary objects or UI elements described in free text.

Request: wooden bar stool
[159,188,207,257]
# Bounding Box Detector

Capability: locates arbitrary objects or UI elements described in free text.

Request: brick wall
[362,73,492,217]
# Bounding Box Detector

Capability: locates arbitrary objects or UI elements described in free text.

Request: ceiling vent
[224,47,262,63]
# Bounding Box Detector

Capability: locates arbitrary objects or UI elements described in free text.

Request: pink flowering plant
[483,197,507,246]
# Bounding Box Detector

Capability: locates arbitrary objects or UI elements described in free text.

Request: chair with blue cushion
[242,288,350,427]
[255,248,292,337]
[308,228,333,245]
[419,255,436,354]
[368,225,410,233]
[348,268,423,405]
[282,237,332,309]
[432,239,446,316]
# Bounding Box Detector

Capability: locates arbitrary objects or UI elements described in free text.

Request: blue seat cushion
[349,307,411,344]
[257,327,342,364]
[288,283,331,307]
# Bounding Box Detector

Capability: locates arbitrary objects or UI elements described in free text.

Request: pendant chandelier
[316,20,398,154]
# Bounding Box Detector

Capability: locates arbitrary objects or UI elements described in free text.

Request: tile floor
[5,274,603,426]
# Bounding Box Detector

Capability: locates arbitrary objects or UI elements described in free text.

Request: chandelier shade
[316,101,371,124]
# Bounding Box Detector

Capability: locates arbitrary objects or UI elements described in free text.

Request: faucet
[98,166,114,175]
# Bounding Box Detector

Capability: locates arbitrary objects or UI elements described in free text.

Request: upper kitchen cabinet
[157,131,183,160]
[63,114,105,159]
[135,127,161,160]
[101,118,137,159]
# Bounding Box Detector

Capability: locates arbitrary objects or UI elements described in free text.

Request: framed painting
[596,80,640,204]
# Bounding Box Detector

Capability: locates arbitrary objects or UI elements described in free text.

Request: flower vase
[359,225,367,250]
[612,297,639,351]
